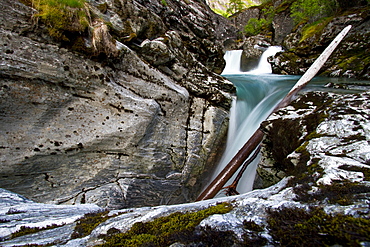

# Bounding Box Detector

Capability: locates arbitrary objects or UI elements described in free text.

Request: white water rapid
[222,50,243,74]
[203,47,369,198]
[249,46,283,74]
[207,46,290,197]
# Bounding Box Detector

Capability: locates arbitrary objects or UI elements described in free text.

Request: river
[206,48,370,197]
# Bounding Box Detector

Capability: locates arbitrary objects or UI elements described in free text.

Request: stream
[206,48,370,197]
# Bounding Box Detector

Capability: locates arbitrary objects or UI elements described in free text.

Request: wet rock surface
[0,0,236,209]
[256,91,370,190]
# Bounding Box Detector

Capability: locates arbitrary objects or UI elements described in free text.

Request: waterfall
[222,50,243,74]
[221,46,283,75]
[250,46,283,74]
[206,46,289,197]
[202,46,369,198]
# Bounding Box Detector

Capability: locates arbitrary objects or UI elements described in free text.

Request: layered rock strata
[0,0,236,209]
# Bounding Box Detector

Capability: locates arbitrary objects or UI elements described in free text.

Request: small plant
[244,18,269,36]
[242,1,275,36]
[226,0,247,15]
[30,0,89,41]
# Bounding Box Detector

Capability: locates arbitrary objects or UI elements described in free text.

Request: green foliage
[72,211,113,239]
[213,8,230,18]
[99,202,233,247]
[226,0,247,15]
[267,206,370,246]
[242,1,275,36]
[290,0,338,24]
[11,224,64,239]
[244,18,268,36]
[161,0,167,6]
[31,0,89,41]
[299,17,333,42]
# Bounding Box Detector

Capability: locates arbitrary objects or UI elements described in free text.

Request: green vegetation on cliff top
[28,0,89,41]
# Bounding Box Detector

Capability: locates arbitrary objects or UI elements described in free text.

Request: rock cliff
[0,0,237,209]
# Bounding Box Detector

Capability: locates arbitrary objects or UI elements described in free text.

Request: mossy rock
[267,206,370,246]
[72,211,113,239]
[98,202,233,246]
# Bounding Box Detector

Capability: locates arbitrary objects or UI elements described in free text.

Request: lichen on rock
[255,91,370,208]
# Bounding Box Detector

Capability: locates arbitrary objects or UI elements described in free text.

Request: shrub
[226,0,247,15]
[71,211,113,239]
[11,224,64,239]
[31,0,89,41]
[244,18,269,36]
[290,0,338,24]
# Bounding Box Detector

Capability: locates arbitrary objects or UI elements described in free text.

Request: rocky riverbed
[1,0,370,245]
[1,90,369,246]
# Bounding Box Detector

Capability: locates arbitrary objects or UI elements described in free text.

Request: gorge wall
[228,0,370,79]
[0,0,237,209]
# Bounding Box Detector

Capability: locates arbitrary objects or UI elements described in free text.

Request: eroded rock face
[1,90,369,246]
[0,0,236,209]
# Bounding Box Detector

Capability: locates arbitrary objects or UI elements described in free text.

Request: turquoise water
[208,72,370,196]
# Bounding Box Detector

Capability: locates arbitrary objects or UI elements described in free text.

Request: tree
[290,0,339,24]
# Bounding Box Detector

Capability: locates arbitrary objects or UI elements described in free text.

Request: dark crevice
[71,93,95,101]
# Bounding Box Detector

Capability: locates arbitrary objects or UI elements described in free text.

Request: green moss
[28,0,89,41]
[299,17,333,43]
[319,182,370,205]
[11,224,64,239]
[267,206,370,246]
[99,202,233,246]
[242,220,268,246]
[334,48,370,76]
[243,220,264,232]
[339,165,370,181]
[71,211,113,239]
[294,141,309,154]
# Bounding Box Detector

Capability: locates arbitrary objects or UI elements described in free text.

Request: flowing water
[206,48,370,197]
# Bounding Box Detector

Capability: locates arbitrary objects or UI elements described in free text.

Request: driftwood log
[196,25,352,201]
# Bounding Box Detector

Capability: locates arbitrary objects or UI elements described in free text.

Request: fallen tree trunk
[196,25,352,201]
